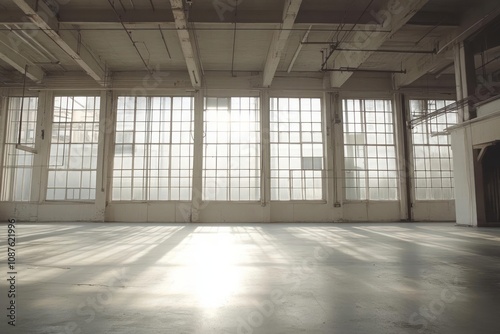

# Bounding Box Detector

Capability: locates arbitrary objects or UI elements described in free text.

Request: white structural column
[11,0,106,85]
[330,0,429,88]
[0,32,44,82]
[262,0,302,87]
[330,92,343,221]
[169,0,202,89]
[454,41,477,121]
[189,91,204,222]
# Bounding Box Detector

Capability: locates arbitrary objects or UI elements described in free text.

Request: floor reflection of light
[191,229,241,310]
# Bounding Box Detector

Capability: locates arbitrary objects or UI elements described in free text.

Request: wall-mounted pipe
[302,42,437,54]
[322,68,407,74]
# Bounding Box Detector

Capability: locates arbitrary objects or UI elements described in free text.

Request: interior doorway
[482,143,500,223]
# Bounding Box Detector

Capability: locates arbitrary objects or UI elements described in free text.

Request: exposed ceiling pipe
[231,3,238,76]
[158,25,172,59]
[322,67,407,74]
[333,48,436,54]
[118,0,127,12]
[437,9,500,54]
[335,0,376,50]
[287,25,312,73]
[148,0,156,11]
[301,42,437,54]
[191,22,205,77]
[106,0,152,73]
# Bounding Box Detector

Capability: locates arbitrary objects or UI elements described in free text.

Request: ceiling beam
[393,50,454,88]
[0,32,44,82]
[11,0,107,85]
[0,9,458,27]
[329,0,429,88]
[263,0,302,87]
[169,0,201,89]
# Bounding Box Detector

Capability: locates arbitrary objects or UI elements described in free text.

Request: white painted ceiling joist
[0,32,44,82]
[329,0,429,88]
[263,0,302,87]
[169,0,201,89]
[11,0,106,85]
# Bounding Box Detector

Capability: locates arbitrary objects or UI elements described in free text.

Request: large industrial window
[270,98,324,201]
[1,97,38,201]
[410,99,457,200]
[112,97,194,201]
[203,97,260,201]
[47,96,100,201]
[343,99,398,201]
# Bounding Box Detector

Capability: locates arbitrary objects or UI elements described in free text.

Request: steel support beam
[329,0,429,88]
[169,0,201,89]
[263,0,302,87]
[11,0,107,85]
[0,31,44,82]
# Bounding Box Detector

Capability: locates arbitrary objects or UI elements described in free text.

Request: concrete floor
[1,223,500,334]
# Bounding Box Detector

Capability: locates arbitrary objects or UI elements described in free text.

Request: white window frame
[342,98,399,201]
[269,97,326,201]
[409,99,457,201]
[46,95,101,201]
[202,96,261,202]
[111,96,195,201]
[1,96,38,201]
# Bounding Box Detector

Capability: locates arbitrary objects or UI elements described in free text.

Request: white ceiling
[0,0,498,86]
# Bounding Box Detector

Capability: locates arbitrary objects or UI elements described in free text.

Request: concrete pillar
[260,90,271,222]
[331,92,344,220]
[393,93,411,221]
[325,93,336,205]
[190,90,204,222]
[454,41,477,122]
[95,91,113,221]
[450,126,478,226]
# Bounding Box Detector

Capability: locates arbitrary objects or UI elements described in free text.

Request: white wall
[450,103,500,226]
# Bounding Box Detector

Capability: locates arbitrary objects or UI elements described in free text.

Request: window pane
[203,97,261,201]
[270,98,324,200]
[112,97,194,201]
[410,99,457,200]
[343,99,398,201]
[1,97,38,201]
[47,96,100,201]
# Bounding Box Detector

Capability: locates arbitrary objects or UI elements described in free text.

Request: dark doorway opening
[482,143,500,223]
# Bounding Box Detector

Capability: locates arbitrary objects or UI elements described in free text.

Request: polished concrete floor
[1,223,499,334]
